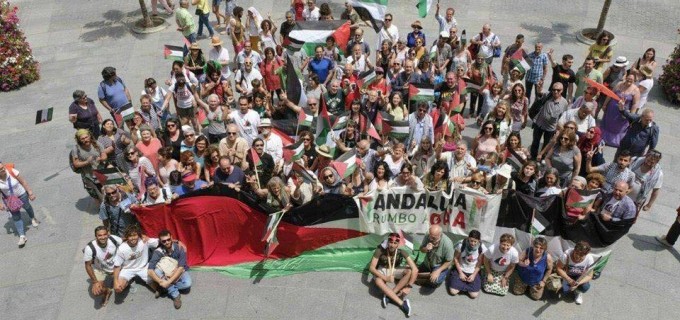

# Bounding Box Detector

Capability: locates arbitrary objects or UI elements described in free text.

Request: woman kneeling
[483,233,519,296]
[512,237,553,300]
[449,230,486,298]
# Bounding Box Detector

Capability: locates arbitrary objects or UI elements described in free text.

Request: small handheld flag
[35,107,54,125]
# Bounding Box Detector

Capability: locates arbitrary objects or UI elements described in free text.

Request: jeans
[197,13,214,37]
[561,278,591,294]
[9,193,36,236]
[665,216,680,245]
[183,33,197,56]
[525,79,538,103]
[530,124,556,159]
[155,269,192,299]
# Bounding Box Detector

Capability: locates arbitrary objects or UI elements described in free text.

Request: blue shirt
[174,180,208,196]
[526,52,549,83]
[308,57,334,83]
[97,78,129,111]
[407,31,426,48]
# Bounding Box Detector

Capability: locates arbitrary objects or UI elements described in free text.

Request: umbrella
[585,77,620,101]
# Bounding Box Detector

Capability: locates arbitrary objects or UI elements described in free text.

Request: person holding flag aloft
[368,232,417,317]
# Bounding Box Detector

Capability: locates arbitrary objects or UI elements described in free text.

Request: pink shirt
[136,138,163,174]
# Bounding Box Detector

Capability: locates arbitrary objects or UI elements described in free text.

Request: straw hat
[210,36,223,46]
[189,42,200,50]
[315,144,333,158]
[411,20,423,29]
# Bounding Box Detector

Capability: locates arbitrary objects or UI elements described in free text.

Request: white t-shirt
[560,249,595,277]
[346,55,368,73]
[0,169,26,196]
[83,235,123,273]
[484,243,519,272]
[114,238,159,271]
[208,47,232,77]
[234,68,263,95]
[142,186,173,205]
[259,133,283,163]
[377,25,399,49]
[455,241,487,274]
[168,83,195,109]
[229,110,260,145]
[302,7,320,21]
[128,157,155,190]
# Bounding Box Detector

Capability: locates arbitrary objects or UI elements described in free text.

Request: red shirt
[260,58,283,91]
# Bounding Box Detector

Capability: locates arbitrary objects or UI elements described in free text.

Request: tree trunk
[139,0,153,28]
[596,0,612,35]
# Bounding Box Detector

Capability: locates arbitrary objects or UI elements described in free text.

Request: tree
[139,0,153,28]
[595,0,612,36]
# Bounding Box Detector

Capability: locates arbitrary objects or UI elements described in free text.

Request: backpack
[69,147,83,174]
[528,93,551,120]
[83,236,120,262]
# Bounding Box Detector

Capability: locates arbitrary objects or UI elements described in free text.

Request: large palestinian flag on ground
[287,21,351,57]
[132,186,628,279]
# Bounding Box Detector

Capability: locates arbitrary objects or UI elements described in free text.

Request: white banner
[356,187,502,243]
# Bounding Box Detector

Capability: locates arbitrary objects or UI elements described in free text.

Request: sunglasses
[167,124,176,128]
[470,180,482,185]
[126,152,136,156]
[324,174,334,179]
[228,132,238,135]
[308,103,318,106]
[552,89,563,92]
[105,191,117,196]
[160,238,172,244]
[561,137,570,141]
[485,127,494,130]
[303,138,311,141]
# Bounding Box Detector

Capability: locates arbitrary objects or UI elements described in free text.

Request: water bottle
[461,30,467,46]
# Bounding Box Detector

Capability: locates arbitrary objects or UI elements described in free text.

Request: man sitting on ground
[417,225,454,288]
[148,230,192,309]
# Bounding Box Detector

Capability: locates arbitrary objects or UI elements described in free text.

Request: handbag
[545,273,562,292]
[157,256,179,277]
[493,46,502,58]
[1,176,24,212]
[195,8,203,15]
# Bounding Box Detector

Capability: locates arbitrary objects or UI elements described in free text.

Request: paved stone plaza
[1,0,680,319]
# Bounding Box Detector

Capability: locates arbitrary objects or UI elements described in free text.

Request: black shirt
[550,65,576,98]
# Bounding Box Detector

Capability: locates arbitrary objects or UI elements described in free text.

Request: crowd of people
[49,0,678,314]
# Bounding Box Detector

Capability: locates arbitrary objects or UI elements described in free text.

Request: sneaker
[575,292,583,305]
[18,236,27,247]
[401,298,412,317]
[31,219,40,227]
[656,235,673,247]
[173,296,182,309]
[129,283,138,294]
[381,294,388,309]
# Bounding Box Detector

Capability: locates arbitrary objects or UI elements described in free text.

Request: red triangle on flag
[93,171,107,185]
[332,22,351,57]
[331,161,349,179]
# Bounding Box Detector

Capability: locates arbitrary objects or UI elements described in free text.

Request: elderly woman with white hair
[197,93,227,144]
[557,102,596,135]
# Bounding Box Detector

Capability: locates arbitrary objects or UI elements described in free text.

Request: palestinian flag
[349,0,388,33]
[333,114,349,130]
[385,119,410,140]
[250,148,262,168]
[332,150,359,178]
[462,78,481,94]
[287,21,351,57]
[510,48,530,74]
[132,185,622,279]
[264,235,279,257]
[298,109,314,128]
[531,211,549,236]
[271,126,295,147]
[357,69,377,89]
[566,188,600,208]
[284,140,305,162]
[315,97,333,147]
[262,210,286,242]
[366,120,381,141]
[374,111,387,134]
[286,55,307,107]
[163,44,184,61]
[291,162,317,184]
[93,167,126,186]
[409,83,435,102]
[35,107,53,125]
[114,103,135,127]
[197,108,209,127]
[416,0,433,18]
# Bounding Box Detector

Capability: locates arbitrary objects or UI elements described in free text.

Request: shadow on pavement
[628,233,680,263]
[520,22,577,45]
[75,196,99,215]
[80,9,148,43]
[249,259,268,284]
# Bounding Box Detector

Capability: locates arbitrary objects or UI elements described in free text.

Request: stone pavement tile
[0,276,65,316]
[224,284,344,319]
